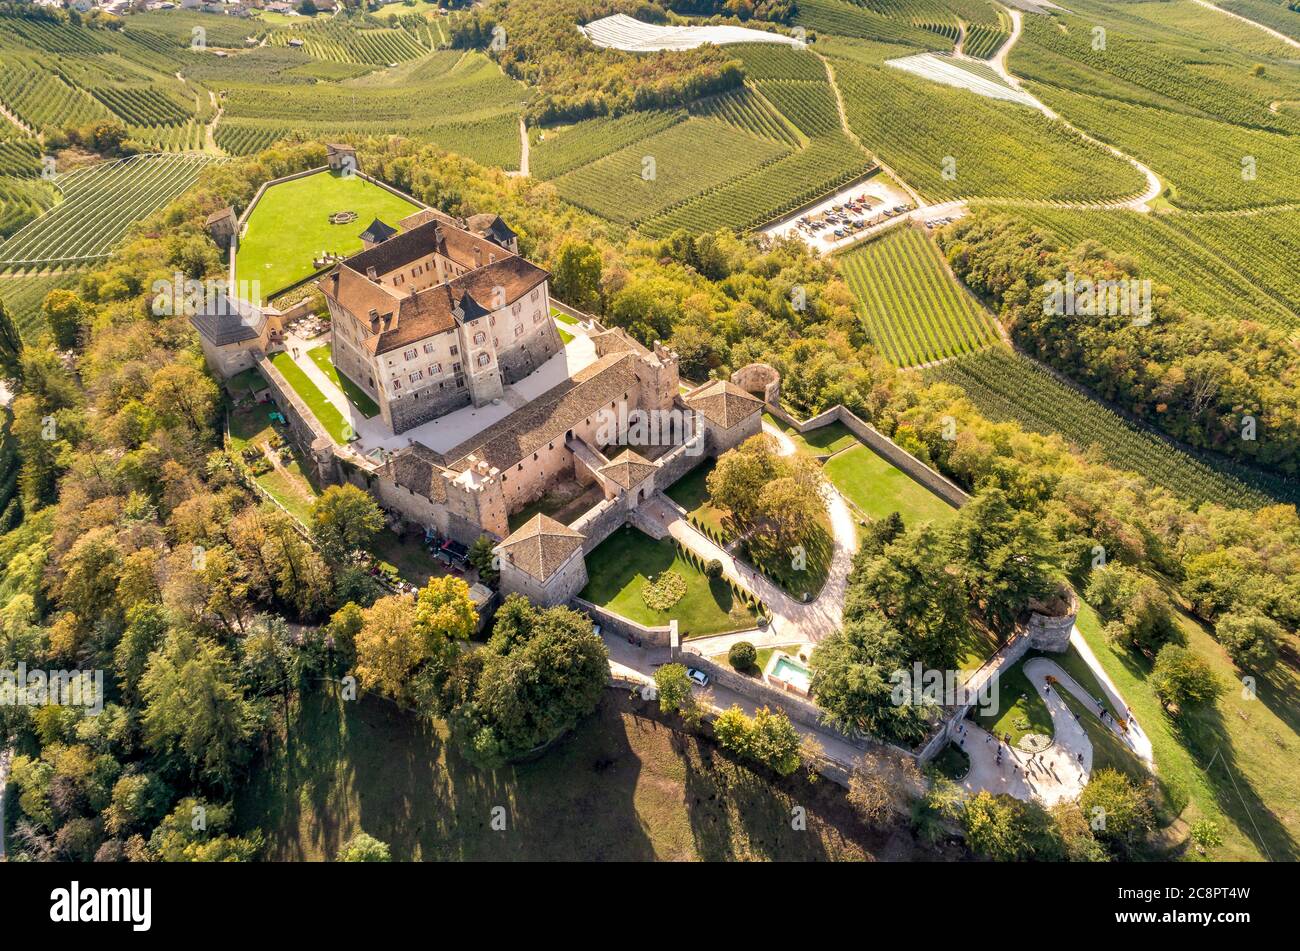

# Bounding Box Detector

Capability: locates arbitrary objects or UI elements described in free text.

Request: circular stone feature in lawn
[641,570,687,611]
[1020,733,1051,753]
[329,211,358,224]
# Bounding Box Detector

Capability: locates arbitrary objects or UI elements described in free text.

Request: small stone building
[205,206,237,250]
[326,143,357,174]
[494,514,589,606]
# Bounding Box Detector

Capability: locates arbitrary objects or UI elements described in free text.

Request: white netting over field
[580,14,804,52]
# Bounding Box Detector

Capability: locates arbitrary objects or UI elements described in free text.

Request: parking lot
[760,174,918,251]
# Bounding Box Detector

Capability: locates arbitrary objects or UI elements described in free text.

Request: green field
[838,226,998,367]
[580,526,757,638]
[236,170,420,296]
[823,442,959,528]
[764,414,860,456]
[227,402,321,524]
[307,343,380,418]
[268,350,352,444]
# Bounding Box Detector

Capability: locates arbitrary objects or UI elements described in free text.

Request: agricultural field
[0,268,86,341]
[549,117,790,227]
[923,348,1299,509]
[0,152,221,268]
[829,56,1147,203]
[837,226,998,366]
[1008,4,1300,210]
[1007,207,1300,330]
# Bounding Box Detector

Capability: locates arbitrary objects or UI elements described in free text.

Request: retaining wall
[571,597,675,649]
[767,402,969,509]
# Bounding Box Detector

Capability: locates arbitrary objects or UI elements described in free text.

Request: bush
[728,640,757,671]
[706,558,723,579]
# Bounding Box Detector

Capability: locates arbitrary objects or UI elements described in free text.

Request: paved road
[0,747,9,859]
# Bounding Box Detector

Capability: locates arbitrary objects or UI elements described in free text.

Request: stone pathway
[956,654,1152,805]
[637,422,857,645]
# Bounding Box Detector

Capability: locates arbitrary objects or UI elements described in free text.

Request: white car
[686,668,710,688]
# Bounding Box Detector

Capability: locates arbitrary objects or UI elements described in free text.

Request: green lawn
[665,460,730,540]
[307,344,380,418]
[235,170,421,296]
[235,689,921,861]
[708,642,805,677]
[558,327,575,344]
[225,366,268,401]
[550,306,579,325]
[269,351,351,444]
[580,526,757,638]
[974,659,1054,748]
[764,413,859,456]
[823,443,958,529]
[930,743,971,782]
[370,530,449,588]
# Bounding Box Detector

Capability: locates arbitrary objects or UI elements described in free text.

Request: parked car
[687,668,710,688]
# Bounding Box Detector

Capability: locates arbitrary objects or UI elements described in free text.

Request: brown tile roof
[598,450,656,490]
[495,514,584,581]
[591,327,650,359]
[205,206,235,226]
[399,208,457,232]
[445,352,641,473]
[370,255,548,354]
[683,380,763,429]
[377,443,448,503]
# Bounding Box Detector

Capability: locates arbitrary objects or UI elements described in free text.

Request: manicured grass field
[307,344,380,418]
[236,690,924,861]
[550,306,578,325]
[764,413,859,456]
[235,170,420,296]
[268,351,350,444]
[823,442,957,528]
[580,526,757,638]
[664,460,730,539]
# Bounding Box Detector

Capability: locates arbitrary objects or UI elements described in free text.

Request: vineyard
[924,347,1299,509]
[689,87,803,148]
[639,133,868,236]
[0,153,222,267]
[532,110,686,180]
[265,18,433,65]
[0,267,86,340]
[830,56,1148,203]
[550,117,789,226]
[838,226,998,366]
[1006,207,1300,330]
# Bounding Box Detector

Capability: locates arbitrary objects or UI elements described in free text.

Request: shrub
[706,558,723,579]
[728,640,757,671]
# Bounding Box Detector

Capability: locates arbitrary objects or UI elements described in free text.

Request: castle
[192,176,763,605]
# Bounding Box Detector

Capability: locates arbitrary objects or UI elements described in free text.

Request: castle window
[392,379,401,390]
[473,331,485,345]
[409,370,423,383]
[403,348,417,360]
[533,313,541,324]
[430,363,441,374]
[452,362,461,373]
[477,353,491,367]
[455,377,464,388]
[450,345,459,356]
[514,325,522,337]
[530,289,539,301]
[423,343,435,354]
[511,302,521,316]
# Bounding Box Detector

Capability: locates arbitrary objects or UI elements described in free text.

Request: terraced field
[0,152,221,267]
[924,348,1299,508]
[689,87,803,147]
[838,226,998,366]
